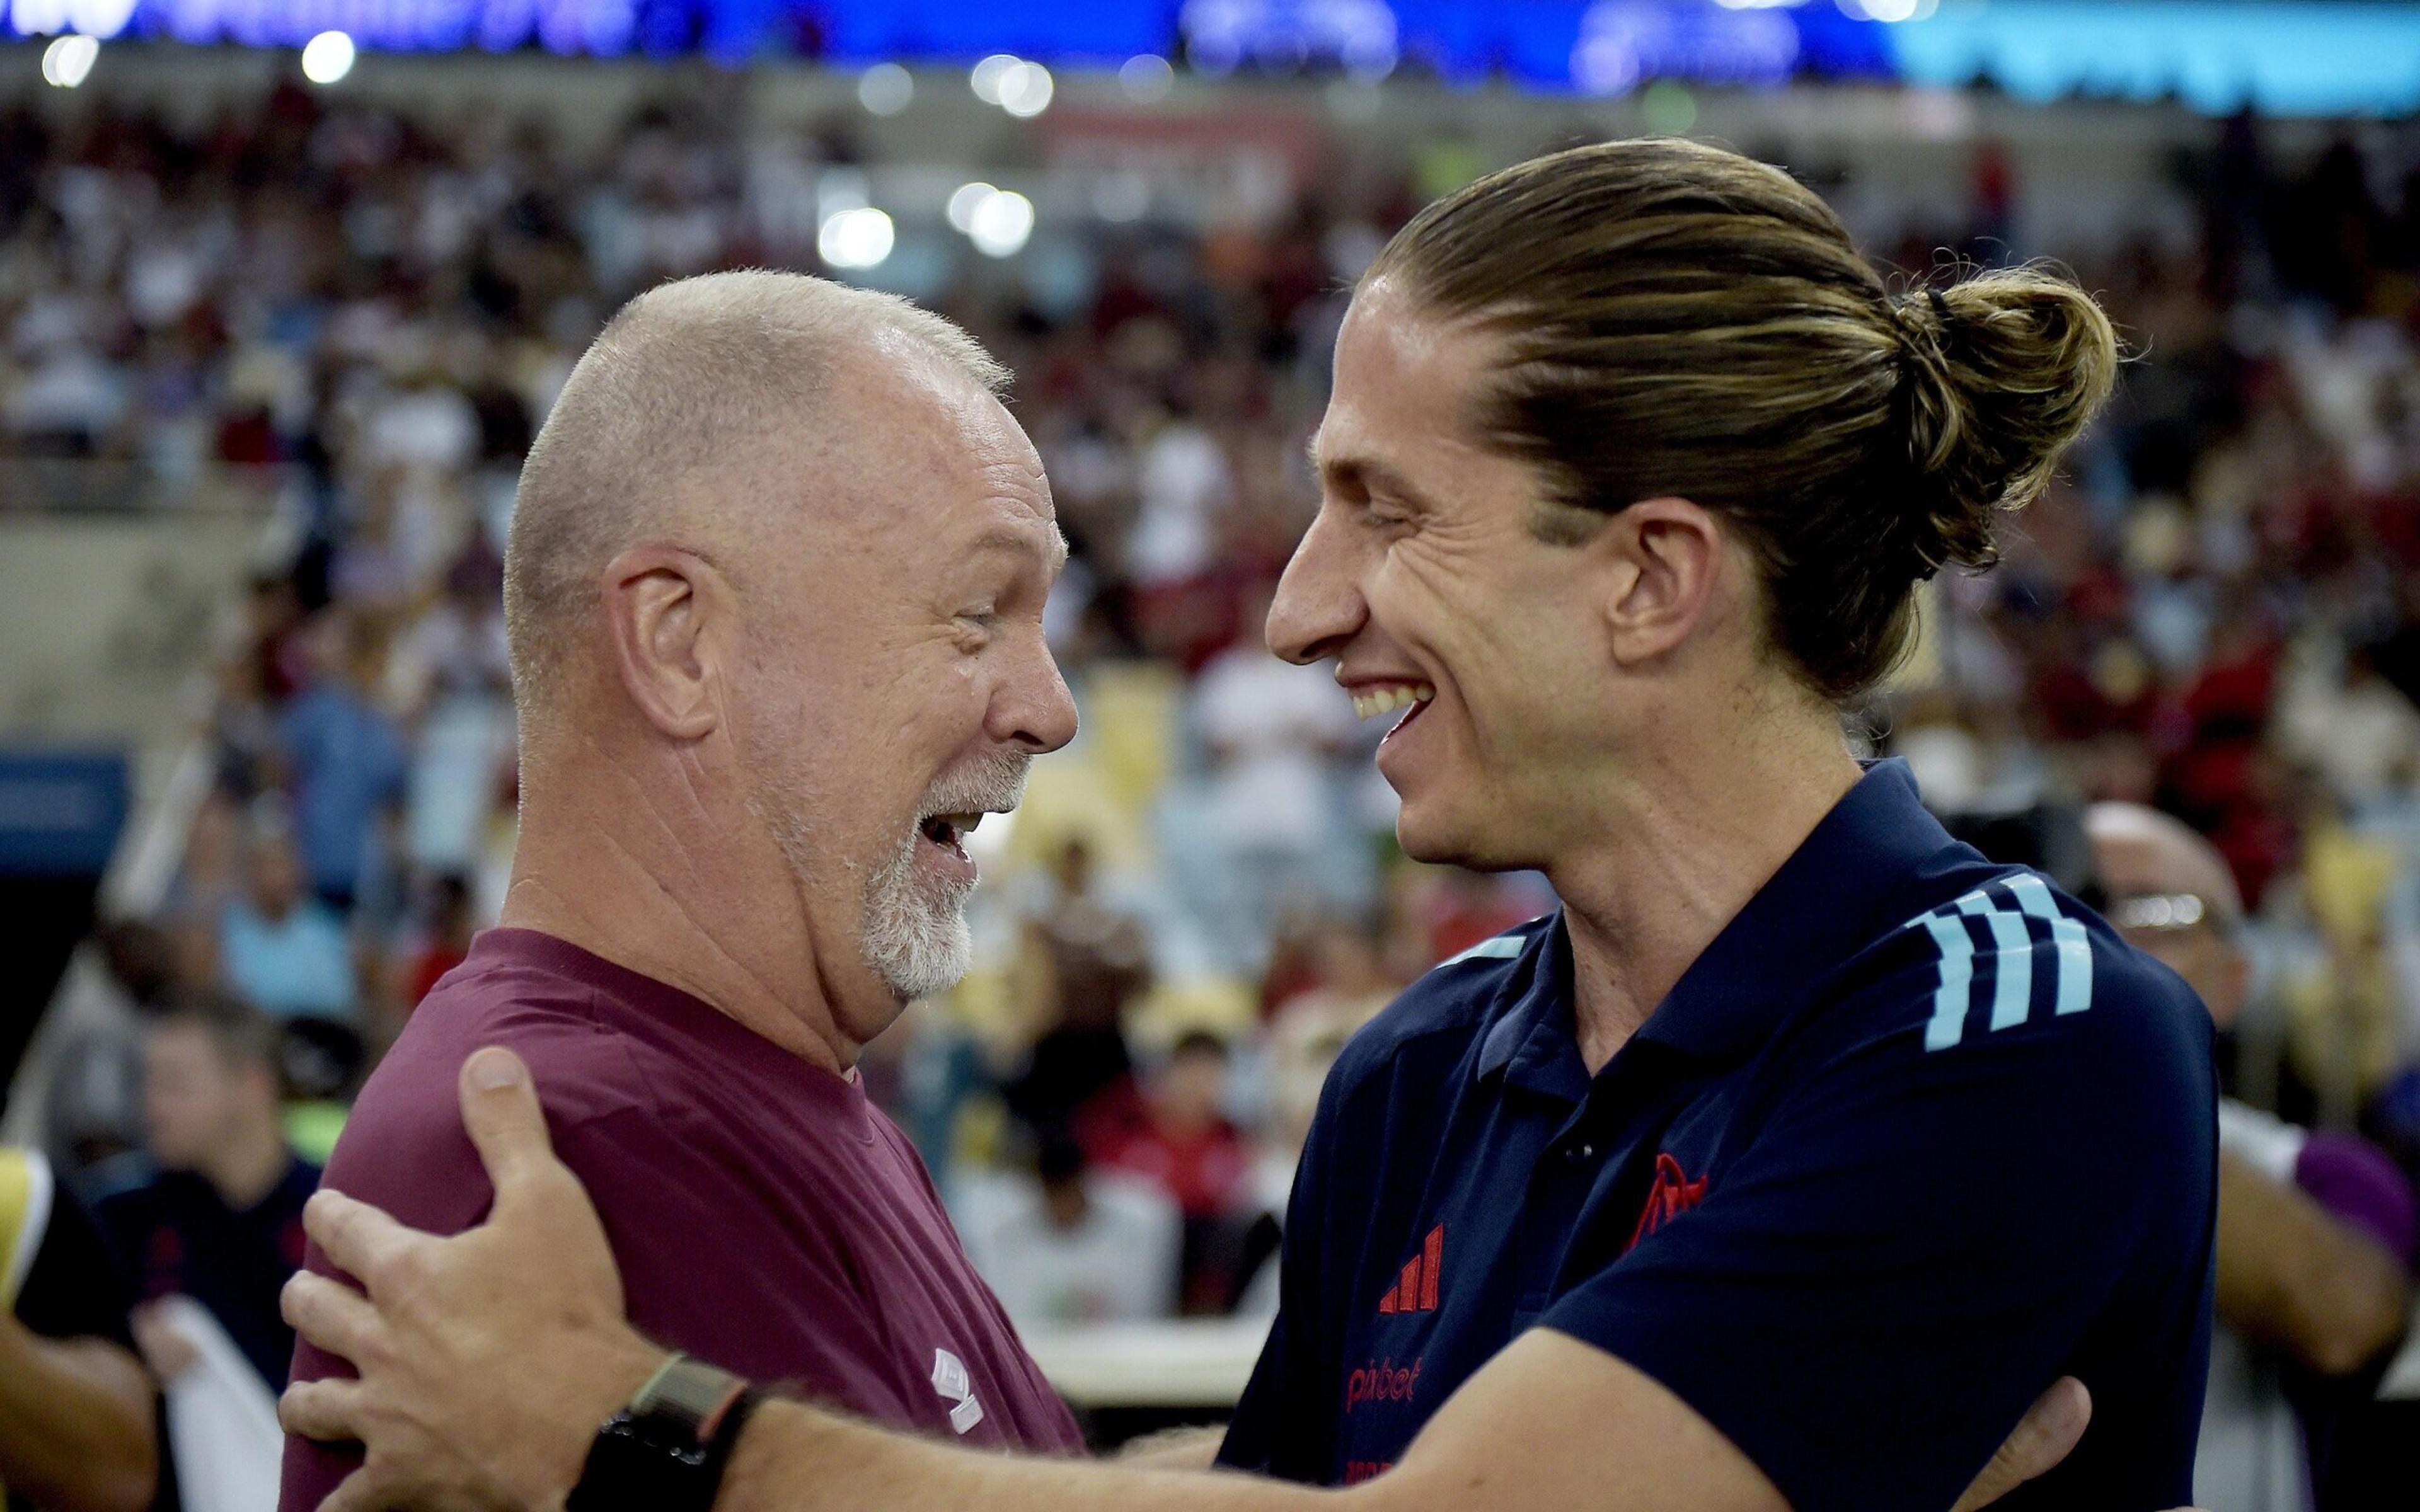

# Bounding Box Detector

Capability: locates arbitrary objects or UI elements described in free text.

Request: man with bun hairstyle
[282,140,2213,1512]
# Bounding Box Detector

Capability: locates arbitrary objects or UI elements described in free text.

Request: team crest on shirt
[1624,1152,1708,1254]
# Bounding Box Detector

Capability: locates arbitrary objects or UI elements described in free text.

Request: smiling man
[282,145,2214,1512]
[276,271,1086,1511]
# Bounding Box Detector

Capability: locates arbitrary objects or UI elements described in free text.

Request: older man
[2087,803,2412,1512]
[277,271,1084,1511]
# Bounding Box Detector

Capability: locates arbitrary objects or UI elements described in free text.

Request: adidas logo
[1378,1224,1443,1315]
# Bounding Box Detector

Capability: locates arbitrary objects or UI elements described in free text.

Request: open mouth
[1352,682,1434,739]
[917,811,988,861]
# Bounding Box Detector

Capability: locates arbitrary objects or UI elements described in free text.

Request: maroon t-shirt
[280,929,1081,1511]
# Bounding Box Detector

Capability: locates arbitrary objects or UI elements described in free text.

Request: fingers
[279,1377,366,1443]
[318,1467,405,1512]
[282,1271,384,1365]
[303,1189,423,1297]
[456,1048,563,1217]
[1948,1376,2092,1512]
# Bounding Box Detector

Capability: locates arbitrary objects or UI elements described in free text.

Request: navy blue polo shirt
[1218,761,2216,1512]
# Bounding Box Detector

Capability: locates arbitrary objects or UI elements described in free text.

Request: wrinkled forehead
[712,336,1062,570]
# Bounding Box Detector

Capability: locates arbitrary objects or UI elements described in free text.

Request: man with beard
[276,270,1085,1511]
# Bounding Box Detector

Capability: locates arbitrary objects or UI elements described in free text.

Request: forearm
[0,1315,158,1512]
[1117,1424,1229,1470]
[717,1402,1344,1512]
[2215,1150,2412,1376]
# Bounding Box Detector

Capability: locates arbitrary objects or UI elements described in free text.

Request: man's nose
[1266,508,1366,667]
[993,644,1079,755]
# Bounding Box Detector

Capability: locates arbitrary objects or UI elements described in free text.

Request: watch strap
[567,1354,759,1512]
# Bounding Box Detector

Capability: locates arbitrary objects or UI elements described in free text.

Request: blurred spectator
[393,873,476,1019]
[272,614,408,914]
[1080,1031,1256,1314]
[2089,803,2413,1512]
[959,1138,1181,1326]
[93,996,319,1396]
[218,825,355,1025]
[0,1148,158,1512]
[1184,584,1363,973]
[1001,839,1150,1146]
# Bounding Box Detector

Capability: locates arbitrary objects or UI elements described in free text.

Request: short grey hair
[502,270,1008,731]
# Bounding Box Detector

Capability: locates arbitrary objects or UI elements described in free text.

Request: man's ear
[1598,496,1727,667]
[600,544,726,742]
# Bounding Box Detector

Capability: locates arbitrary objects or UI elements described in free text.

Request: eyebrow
[972,525,1071,574]
[1309,440,1440,516]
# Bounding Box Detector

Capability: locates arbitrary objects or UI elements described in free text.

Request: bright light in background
[857,62,913,115]
[967,190,1034,258]
[65,0,134,37]
[969,52,1020,104]
[11,0,69,34]
[818,207,894,270]
[300,30,355,84]
[947,181,998,234]
[1119,54,1174,103]
[41,33,96,87]
[997,60,1054,118]
[1713,0,1809,9]
[1838,0,1937,20]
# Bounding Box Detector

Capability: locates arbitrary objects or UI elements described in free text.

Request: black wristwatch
[565,1353,762,1512]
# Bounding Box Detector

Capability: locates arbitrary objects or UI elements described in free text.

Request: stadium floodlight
[301,31,356,84]
[969,53,1020,105]
[967,190,1034,258]
[1836,0,1935,19]
[818,207,895,271]
[1119,54,1175,103]
[947,182,998,234]
[858,62,913,117]
[40,34,98,89]
[998,60,1054,118]
[65,0,136,38]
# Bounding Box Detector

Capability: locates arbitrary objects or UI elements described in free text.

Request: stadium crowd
[5,69,2420,1509]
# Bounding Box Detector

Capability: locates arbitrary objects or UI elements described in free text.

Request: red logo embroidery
[1625,1153,1708,1254]
[1378,1224,1444,1315]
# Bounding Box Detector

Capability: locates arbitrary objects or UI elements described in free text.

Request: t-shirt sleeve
[1217,1066,1345,1482]
[1537,956,2216,1512]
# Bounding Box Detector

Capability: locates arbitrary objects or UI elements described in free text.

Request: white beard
[858,827,975,1002]
[746,748,1025,1005]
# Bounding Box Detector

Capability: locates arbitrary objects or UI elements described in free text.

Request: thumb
[457,1047,558,1213]
[1949,1376,2091,1512]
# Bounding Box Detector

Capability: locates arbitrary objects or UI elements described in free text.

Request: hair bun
[1894,266,2120,576]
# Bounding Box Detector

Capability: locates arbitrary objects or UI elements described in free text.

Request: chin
[1395,801,1489,872]
[1395,788,1545,875]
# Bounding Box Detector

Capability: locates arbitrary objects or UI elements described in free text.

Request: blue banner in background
[0,751,129,879]
[11,0,2420,115]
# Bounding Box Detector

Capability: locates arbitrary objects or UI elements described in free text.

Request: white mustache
[918,753,1032,821]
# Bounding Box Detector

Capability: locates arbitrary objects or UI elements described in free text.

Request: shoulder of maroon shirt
[277,954,732,1512]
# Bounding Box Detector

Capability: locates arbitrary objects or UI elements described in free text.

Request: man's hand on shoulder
[279,1048,661,1512]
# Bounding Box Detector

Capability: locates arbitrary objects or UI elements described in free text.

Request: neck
[1547,700,1860,1076]
[203,1120,292,1210]
[500,745,870,1077]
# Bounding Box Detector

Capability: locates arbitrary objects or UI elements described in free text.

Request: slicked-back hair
[1368,139,2118,702]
